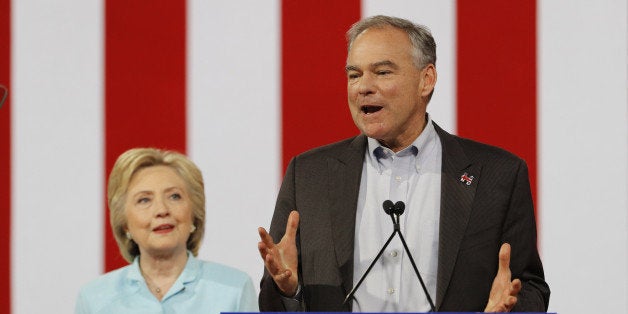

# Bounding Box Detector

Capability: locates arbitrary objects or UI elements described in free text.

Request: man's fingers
[273,269,292,282]
[284,211,300,240]
[264,250,283,275]
[498,243,512,272]
[511,278,522,295]
[259,227,281,276]
[258,241,270,260]
[263,250,296,294]
[497,297,516,312]
[505,295,517,308]
[258,227,276,248]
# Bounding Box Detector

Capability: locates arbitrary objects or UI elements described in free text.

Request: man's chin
[358,121,386,135]
[361,128,388,141]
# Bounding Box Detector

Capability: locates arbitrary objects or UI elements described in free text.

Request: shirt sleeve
[279,283,302,311]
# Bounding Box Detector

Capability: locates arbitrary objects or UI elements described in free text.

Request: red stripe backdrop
[104,0,188,271]
[457,1,538,207]
[281,0,361,171]
[0,0,11,311]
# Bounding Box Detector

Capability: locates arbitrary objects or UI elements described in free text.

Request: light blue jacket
[75,252,258,314]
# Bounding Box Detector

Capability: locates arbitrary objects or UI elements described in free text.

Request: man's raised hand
[484,243,522,312]
[258,211,300,296]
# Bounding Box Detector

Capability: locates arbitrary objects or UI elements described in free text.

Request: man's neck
[378,116,428,152]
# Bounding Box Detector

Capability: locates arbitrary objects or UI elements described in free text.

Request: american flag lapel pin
[460,172,474,186]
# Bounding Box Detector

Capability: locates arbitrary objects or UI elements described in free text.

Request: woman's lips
[153,224,175,233]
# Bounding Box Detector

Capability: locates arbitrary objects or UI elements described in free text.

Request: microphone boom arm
[396,229,436,311]
[343,230,397,304]
[344,200,436,312]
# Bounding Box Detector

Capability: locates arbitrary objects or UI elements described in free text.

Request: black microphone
[382,200,396,225]
[344,200,436,312]
[393,201,405,215]
[0,85,7,109]
[383,200,395,215]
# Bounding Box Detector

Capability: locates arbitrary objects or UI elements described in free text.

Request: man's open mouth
[361,105,383,114]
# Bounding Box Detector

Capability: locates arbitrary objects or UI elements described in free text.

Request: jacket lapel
[327,135,366,299]
[433,123,481,309]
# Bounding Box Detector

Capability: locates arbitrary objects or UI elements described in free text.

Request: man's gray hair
[346,15,437,69]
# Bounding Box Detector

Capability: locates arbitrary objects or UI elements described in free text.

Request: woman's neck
[139,249,189,300]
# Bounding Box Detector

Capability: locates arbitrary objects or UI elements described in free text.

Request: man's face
[346,26,435,151]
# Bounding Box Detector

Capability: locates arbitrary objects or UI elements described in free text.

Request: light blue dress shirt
[353,115,442,312]
[75,252,258,314]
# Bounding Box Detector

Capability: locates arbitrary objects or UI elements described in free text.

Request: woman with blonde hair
[76,148,257,313]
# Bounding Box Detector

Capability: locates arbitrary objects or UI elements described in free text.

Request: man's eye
[347,73,360,79]
[377,70,391,75]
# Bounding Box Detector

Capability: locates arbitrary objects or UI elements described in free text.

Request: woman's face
[124,165,195,259]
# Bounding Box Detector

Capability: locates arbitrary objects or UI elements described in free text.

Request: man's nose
[358,73,375,96]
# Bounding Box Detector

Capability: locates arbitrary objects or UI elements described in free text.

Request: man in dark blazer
[258,15,549,312]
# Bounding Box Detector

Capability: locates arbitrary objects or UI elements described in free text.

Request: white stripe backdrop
[539,1,628,313]
[188,0,281,288]
[8,1,627,313]
[12,0,103,313]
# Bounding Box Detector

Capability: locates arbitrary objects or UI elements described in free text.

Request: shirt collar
[178,251,200,284]
[366,113,437,174]
[126,251,200,286]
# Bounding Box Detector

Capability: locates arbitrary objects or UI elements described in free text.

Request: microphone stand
[343,221,397,304]
[344,201,436,312]
[395,214,436,311]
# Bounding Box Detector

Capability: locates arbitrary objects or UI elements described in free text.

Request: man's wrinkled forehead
[345,60,399,73]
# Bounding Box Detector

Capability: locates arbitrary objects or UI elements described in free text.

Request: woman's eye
[137,197,150,204]
[170,193,182,200]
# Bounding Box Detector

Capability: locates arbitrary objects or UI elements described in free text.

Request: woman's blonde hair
[108,148,205,263]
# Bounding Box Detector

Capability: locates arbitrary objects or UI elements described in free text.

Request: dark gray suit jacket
[259,122,550,312]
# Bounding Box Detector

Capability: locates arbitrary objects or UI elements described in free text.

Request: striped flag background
[1,0,626,313]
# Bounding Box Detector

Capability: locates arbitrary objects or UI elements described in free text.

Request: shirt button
[387,288,396,295]
[395,176,401,181]
[390,250,398,257]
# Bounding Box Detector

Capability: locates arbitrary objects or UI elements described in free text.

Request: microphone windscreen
[394,201,405,215]
[382,200,394,215]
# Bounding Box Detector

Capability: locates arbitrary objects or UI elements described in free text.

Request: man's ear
[420,64,437,97]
